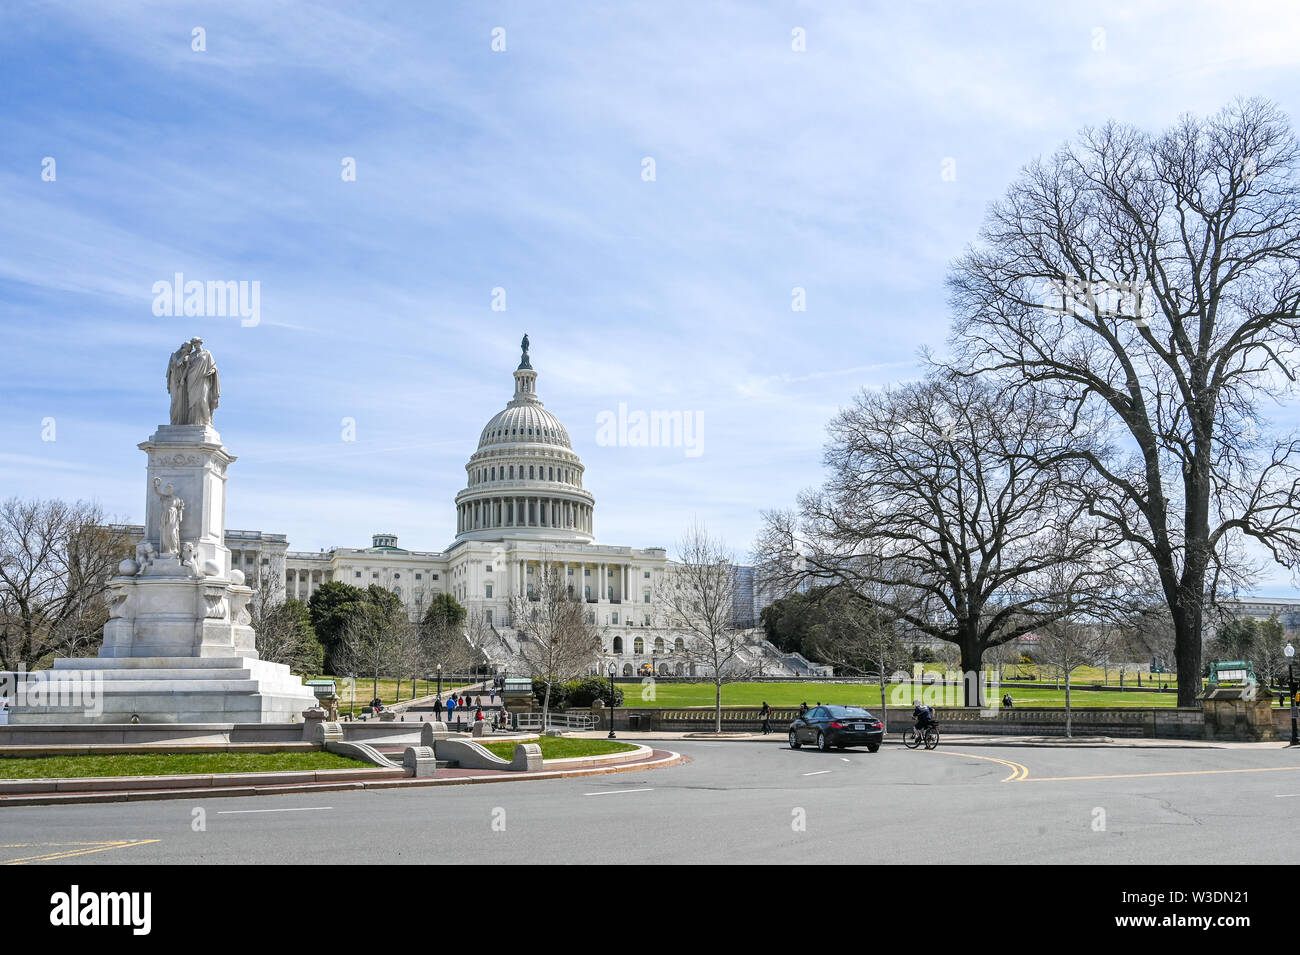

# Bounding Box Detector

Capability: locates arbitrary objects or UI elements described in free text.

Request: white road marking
[217,806,334,814]
[840,758,851,763]
[1275,794,1299,798]
[802,770,832,777]
[583,788,654,796]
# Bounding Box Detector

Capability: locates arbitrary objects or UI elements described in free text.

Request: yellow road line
[2,839,158,865]
[926,749,1029,782]
[1024,766,1300,783]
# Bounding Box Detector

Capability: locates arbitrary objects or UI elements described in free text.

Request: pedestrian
[490,688,496,704]
[474,695,482,708]
[446,696,458,724]
[759,701,772,735]
[798,701,809,718]
[475,707,484,721]
[1002,693,1014,709]
[433,696,443,720]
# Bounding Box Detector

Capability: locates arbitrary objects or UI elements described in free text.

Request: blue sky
[1,1,1298,596]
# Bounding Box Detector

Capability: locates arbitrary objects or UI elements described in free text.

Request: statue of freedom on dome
[519,332,532,369]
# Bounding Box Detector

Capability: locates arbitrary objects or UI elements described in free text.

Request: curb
[0,750,683,807]
[581,732,1265,750]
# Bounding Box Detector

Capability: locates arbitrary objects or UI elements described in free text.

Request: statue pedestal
[8,412,317,725]
[8,656,318,724]
[139,423,233,579]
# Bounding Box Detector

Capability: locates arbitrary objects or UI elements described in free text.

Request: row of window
[611,636,685,654]
[350,569,440,581]
[469,463,580,486]
[486,421,564,442]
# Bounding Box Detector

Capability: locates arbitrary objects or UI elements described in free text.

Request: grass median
[0,751,372,780]
[479,737,638,761]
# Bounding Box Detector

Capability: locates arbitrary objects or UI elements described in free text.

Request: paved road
[2,739,1297,864]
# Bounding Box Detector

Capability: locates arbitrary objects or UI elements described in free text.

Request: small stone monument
[1201,684,1278,741]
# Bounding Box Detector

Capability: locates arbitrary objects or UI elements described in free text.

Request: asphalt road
[2,739,1297,865]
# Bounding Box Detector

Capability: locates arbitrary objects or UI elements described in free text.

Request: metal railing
[515,711,600,731]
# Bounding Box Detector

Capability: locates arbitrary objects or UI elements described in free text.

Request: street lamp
[436,663,443,699]
[607,665,617,739]
[1286,644,1297,747]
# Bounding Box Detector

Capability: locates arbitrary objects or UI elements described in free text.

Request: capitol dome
[454,335,595,543]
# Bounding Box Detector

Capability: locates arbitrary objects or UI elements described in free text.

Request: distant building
[1219,596,1300,639]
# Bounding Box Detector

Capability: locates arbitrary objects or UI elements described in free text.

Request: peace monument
[8,342,318,724]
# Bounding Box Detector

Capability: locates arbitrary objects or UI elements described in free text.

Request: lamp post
[436,663,443,699]
[1286,644,1297,747]
[607,665,617,739]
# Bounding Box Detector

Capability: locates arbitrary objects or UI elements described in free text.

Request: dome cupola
[454,335,594,543]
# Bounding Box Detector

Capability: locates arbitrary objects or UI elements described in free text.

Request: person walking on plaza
[433,696,443,721]
[446,695,457,725]
[760,701,772,735]
[798,701,809,719]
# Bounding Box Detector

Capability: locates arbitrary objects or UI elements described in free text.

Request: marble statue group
[166,338,221,427]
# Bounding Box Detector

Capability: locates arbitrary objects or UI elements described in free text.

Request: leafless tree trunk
[509,555,600,726]
[947,99,1300,706]
[1038,620,1113,738]
[335,601,406,702]
[658,522,747,733]
[0,499,128,670]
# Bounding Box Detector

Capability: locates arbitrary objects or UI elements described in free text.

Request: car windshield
[828,706,874,719]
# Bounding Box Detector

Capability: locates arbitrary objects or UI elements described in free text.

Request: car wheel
[788,729,801,749]
[817,731,828,752]
[867,743,880,753]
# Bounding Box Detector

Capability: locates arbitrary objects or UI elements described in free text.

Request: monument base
[7,656,318,725]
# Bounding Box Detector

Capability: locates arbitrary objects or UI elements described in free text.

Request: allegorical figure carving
[164,338,221,426]
[184,338,220,426]
[166,340,193,425]
[153,477,184,556]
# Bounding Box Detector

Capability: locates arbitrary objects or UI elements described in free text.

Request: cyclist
[912,700,936,737]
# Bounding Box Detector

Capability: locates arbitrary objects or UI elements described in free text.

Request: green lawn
[480,737,638,761]
[0,751,371,779]
[619,681,1183,709]
[316,677,476,709]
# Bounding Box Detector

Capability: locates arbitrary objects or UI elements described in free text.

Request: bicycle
[902,722,940,750]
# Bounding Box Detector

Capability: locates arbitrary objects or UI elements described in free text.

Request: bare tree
[249,575,322,673]
[659,522,749,733]
[0,499,127,670]
[509,560,600,725]
[756,371,1130,707]
[1038,620,1112,737]
[334,595,406,702]
[947,98,1300,706]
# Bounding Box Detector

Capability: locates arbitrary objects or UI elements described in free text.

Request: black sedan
[788,705,884,752]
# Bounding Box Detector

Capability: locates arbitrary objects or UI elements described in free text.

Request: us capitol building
[122,337,824,679]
